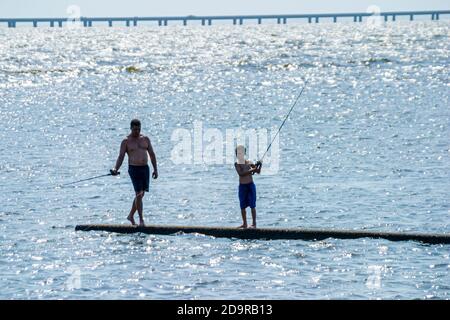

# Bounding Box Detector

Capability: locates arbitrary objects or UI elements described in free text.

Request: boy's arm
[249,160,262,174]
[235,163,257,177]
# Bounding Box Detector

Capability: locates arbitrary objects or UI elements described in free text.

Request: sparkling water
[0,21,449,299]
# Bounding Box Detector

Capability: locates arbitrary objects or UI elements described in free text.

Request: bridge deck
[1,10,449,27]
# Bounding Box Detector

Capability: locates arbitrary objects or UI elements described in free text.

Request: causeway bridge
[1,10,449,28]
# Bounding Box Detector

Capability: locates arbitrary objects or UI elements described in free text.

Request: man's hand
[110,168,120,176]
[152,170,158,179]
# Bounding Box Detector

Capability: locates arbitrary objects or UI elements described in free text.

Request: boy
[234,145,262,228]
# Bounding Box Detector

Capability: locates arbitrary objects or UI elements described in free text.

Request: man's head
[130,119,141,137]
[235,145,246,164]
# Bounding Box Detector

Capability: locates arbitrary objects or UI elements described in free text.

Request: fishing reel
[251,161,263,175]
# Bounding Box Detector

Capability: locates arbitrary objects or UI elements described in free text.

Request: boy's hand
[250,167,259,175]
[255,161,262,174]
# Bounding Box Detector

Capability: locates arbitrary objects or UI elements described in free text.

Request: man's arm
[146,137,158,179]
[112,139,127,175]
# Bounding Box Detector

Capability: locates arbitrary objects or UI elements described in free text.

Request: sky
[0,0,449,18]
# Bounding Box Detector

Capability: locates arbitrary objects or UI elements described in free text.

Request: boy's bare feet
[249,224,257,229]
[238,224,248,229]
[139,219,145,227]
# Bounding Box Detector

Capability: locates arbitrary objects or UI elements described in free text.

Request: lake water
[0,21,449,299]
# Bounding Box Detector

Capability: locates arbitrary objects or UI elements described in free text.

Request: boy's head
[235,145,246,164]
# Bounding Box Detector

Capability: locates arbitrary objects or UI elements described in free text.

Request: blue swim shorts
[238,182,256,209]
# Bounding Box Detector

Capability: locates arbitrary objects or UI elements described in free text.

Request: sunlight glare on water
[0,21,449,299]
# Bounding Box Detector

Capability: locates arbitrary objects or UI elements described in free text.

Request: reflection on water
[0,21,449,299]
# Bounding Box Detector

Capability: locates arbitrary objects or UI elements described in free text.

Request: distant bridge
[1,10,449,28]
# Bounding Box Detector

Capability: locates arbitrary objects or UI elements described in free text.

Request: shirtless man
[234,145,262,228]
[111,119,158,226]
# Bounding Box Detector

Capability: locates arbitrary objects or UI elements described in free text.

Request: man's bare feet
[139,219,145,227]
[238,224,248,229]
[249,224,257,229]
[127,214,136,225]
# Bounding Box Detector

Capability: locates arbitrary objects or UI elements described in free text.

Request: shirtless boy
[234,145,262,228]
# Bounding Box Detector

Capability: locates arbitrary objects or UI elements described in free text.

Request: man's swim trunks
[128,165,150,193]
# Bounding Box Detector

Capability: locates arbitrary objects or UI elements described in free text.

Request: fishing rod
[61,170,120,187]
[257,79,308,166]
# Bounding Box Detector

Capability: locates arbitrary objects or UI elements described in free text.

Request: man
[111,119,158,226]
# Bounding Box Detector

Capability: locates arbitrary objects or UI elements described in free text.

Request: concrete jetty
[75,224,450,244]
